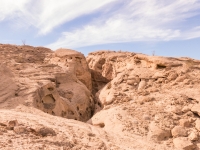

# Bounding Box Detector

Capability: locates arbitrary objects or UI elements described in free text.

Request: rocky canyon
[0,44,200,150]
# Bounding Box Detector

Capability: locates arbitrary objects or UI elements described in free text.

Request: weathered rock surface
[87,50,200,149]
[1,44,200,149]
[0,45,94,122]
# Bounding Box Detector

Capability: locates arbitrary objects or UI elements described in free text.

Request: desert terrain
[0,44,200,150]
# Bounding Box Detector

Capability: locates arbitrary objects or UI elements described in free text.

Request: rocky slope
[1,44,200,149]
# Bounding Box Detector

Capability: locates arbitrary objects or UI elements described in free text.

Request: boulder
[36,127,56,137]
[179,119,190,127]
[171,126,188,137]
[7,120,18,130]
[173,137,196,150]
[188,130,199,141]
[147,122,171,141]
[14,126,27,134]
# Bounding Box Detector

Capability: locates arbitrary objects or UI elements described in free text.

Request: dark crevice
[156,64,167,69]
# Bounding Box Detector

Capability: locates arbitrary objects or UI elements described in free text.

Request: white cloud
[48,0,200,49]
[47,19,181,49]
[0,0,29,21]
[182,26,200,39]
[36,0,117,35]
[1,0,200,49]
[0,0,117,34]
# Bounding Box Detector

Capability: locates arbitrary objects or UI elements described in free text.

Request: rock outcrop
[1,44,200,149]
[87,50,200,149]
[0,45,94,122]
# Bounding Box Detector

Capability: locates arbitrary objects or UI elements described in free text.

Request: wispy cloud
[47,0,200,49]
[1,0,200,49]
[0,0,28,21]
[182,26,200,39]
[35,0,117,35]
[0,0,117,34]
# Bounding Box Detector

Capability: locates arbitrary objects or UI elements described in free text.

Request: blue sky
[1,0,200,59]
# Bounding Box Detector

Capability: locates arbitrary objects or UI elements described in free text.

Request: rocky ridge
[1,44,200,149]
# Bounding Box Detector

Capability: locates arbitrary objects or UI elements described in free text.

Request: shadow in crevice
[90,69,110,96]
[90,69,111,114]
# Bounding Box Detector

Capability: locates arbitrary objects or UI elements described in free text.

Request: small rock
[132,120,138,125]
[185,111,194,117]
[147,121,171,142]
[152,72,166,79]
[182,106,190,113]
[7,120,18,130]
[154,115,160,122]
[8,120,18,127]
[179,119,190,127]
[171,126,188,137]
[122,107,127,110]
[172,107,182,115]
[87,133,95,137]
[173,137,196,150]
[8,139,12,143]
[188,118,196,123]
[143,97,154,102]
[188,131,198,141]
[143,115,150,120]
[14,126,26,134]
[127,80,135,85]
[37,127,56,137]
[105,95,114,105]
[168,72,178,81]
[138,80,146,90]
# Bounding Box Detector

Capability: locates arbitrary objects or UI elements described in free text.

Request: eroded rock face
[48,49,92,91]
[87,50,200,149]
[35,82,80,120]
[34,49,95,121]
[0,45,94,122]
